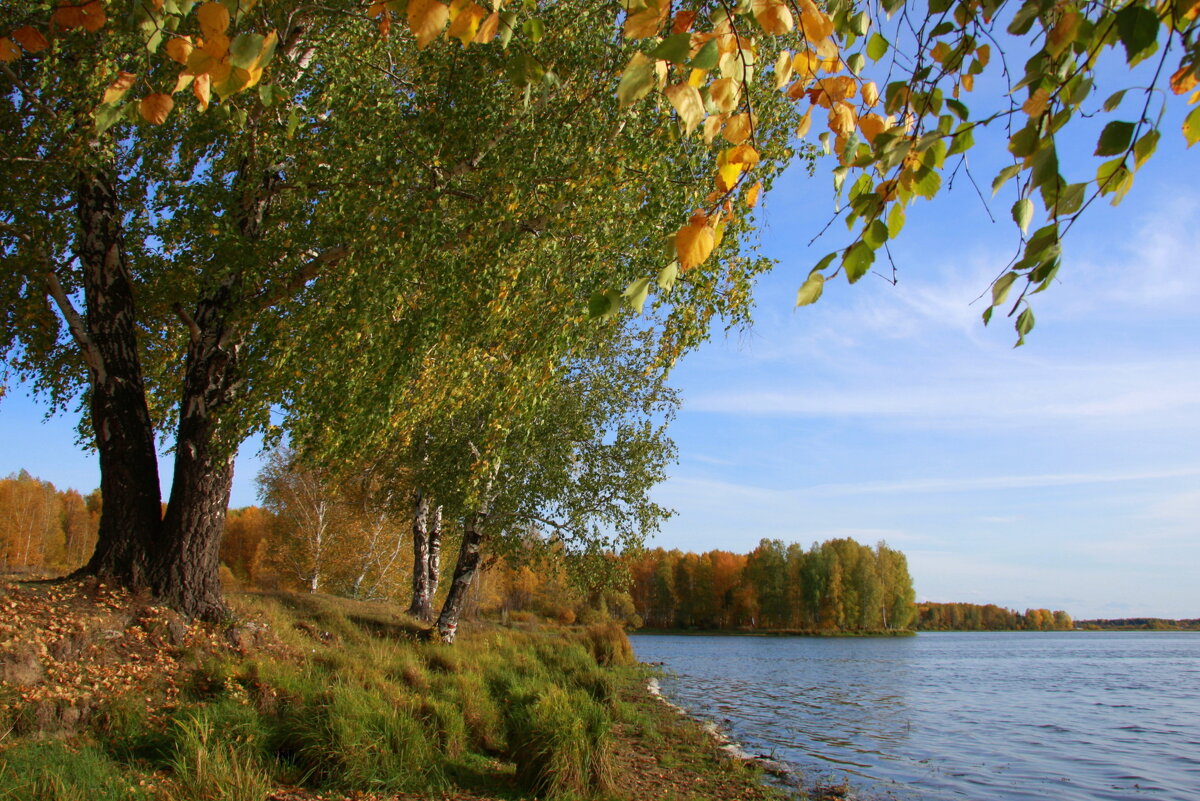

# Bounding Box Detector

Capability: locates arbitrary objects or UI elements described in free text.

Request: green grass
[0,590,794,801]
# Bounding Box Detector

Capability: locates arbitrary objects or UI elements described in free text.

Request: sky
[2,53,1197,620]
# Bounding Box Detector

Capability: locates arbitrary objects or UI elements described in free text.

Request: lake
[630,632,1200,801]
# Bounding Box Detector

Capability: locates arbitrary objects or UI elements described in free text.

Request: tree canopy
[2,0,1197,619]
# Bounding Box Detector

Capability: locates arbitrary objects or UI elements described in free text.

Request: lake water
[630,632,1200,801]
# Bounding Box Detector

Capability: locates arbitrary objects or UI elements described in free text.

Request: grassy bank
[0,578,797,801]
[634,628,916,638]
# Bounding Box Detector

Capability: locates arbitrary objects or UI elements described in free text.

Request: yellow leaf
[676,219,715,270]
[745,181,762,208]
[702,114,723,144]
[196,2,230,39]
[796,106,813,138]
[862,80,879,108]
[665,82,705,135]
[1047,10,1080,57]
[828,102,856,137]
[165,36,194,65]
[102,71,137,105]
[200,32,230,61]
[722,112,752,144]
[139,93,174,125]
[710,77,740,112]
[624,0,668,39]
[0,38,19,63]
[1022,87,1049,117]
[752,0,793,34]
[408,0,450,49]
[617,52,656,107]
[12,26,49,53]
[716,160,743,191]
[858,112,886,143]
[172,71,194,94]
[773,49,794,90]
[793,49,820,81]
[193,72,211,111]
[961,73,974,92]
[447,0,487,46]
[474,11,500,43]
[796,0,834,41]
[688,67,706,88]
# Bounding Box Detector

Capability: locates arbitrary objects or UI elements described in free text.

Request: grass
[0,580,797,801]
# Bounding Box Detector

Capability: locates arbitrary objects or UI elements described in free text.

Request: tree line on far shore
[916,602,1073,631]
[628,538,917,633]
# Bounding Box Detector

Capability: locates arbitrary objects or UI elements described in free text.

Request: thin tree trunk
[427,503,442,600]
[435,508,485,644]
[71,169,163,586]
[408,490,431,620]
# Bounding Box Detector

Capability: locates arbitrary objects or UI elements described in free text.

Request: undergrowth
[0,590,649,801]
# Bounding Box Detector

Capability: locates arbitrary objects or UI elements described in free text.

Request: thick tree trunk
[408,490,432,620]
[72,170,163,586]
[435,509,485,644]
[150,280,243,620]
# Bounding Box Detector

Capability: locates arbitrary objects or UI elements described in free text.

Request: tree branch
[43,269,106,382]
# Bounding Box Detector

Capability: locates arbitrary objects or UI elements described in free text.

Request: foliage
[917,601,1074,630]
[0,471,99,575]
[629,537,917,632]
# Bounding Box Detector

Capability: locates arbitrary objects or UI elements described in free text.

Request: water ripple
[631,632,1200,801]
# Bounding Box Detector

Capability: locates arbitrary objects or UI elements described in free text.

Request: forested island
[916,602,1074,631]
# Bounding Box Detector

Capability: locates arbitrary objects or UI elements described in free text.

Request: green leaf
[913,167,941,200]
[522,18,545,42]
[588,289,623,319]
[1102,89,1128,112]
[1007,0,1040,35]
[94,103,125,135]
[498,11,518,48]
[657,262,679,292]
[1028,141,1058,190]
[1095,120,1135,156]
[1096,156,1130,196]
[689,39,719,70]
[650,33,692,64]
[886,203,906,238]
[867,33,889,61]
[795,272,825,306]
[991,271,1019,308]
[1133,129,1159,168]
[1185,106,1200,147]
[508,52,546,86]
[947,124,974,156]
[842,241,875,284]
[992,164,1021,195]
[1115,4,1159,64]
[1015,306,1035,346]
[622,277,653,314]
[1049,182,1086,216]
[864,219,889,249]
[945,98,969,120]
[1012,198,1034,234]
[229,32,265,70]
[1008,124,1039,158]
[846,52,865,74]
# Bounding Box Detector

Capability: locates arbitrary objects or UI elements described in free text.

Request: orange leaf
[725,143,760,167]
[722,112,752,145]
[139,93,174,125]
[1170,63,1198,96]
[676,220,715,270]
[862,80,879,108]
[367,1,387,18]
[796,0,834,41]
[858,112,886,143]
[1022,87,1049,117]
[624,0,669,39]
[0,37,19,63]
[474,11,500,43]
[745,181,762,208]
[199,32,230,61]
[671,10,696,33]
[12,26,49,53]
[84,1,107,31]
[165,35,194,65]
[197,2,230,39]
[710,77,740,113]
[102,71,137,105]
[828,102,856,137]
[408,0,450,49]
[193,72,211,111]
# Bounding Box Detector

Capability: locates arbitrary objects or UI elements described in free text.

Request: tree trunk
[72,169,163,586]
[428,503,442,600]
[435,509,485,643]
[149,280,243,621]
[408,490,432,620]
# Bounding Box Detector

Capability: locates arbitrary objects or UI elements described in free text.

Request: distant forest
[916,602,1074,631]
[628,538,917,633]
[1076,618,1200,631]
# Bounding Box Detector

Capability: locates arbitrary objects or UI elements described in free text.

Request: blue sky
[3,60,1197,620]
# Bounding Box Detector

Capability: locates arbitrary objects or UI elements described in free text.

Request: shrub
[505,685,614,799]
[166,708,272,801]
[579,622,635,667]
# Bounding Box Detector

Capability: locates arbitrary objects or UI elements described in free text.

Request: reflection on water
[630,632,1200,801]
